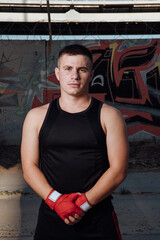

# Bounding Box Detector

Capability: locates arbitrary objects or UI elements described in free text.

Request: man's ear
[55,67,60,81]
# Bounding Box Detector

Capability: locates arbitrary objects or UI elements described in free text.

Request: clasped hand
[54,193,85,226]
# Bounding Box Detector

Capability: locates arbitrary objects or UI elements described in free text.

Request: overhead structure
[0,1,160,37]
[0,0,160,22]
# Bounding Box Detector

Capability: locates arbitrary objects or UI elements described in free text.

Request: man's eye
[80,69,87,72]
[65,67,71,70]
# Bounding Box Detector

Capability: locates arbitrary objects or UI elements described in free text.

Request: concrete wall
[0,39,160,144]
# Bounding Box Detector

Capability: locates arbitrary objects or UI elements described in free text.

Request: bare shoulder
[26,103,49,118]
[101,102,123,120]
[23,103,50,133]
[101,103,126,132]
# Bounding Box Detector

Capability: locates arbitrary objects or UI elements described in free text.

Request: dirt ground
[128,140,160,171]
[0,140,160,171]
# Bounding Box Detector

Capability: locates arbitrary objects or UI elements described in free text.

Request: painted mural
[0,39,160,144]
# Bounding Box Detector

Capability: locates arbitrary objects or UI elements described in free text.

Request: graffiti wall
[0,41,46,144]
[0,39,160,144]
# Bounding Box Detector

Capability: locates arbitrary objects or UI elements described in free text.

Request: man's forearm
[85,167,127,205]
[23,163,52,200]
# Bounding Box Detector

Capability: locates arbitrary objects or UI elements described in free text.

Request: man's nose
[72,69,80,79]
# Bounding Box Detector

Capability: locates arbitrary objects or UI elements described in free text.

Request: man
[21,44,129,240]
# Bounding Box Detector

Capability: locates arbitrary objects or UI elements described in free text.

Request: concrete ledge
[115,171,160,193]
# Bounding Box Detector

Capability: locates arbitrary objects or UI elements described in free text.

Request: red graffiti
[31,40,160,137]
[0,67,16,76]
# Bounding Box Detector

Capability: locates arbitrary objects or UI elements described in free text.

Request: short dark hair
[58,44,93,67]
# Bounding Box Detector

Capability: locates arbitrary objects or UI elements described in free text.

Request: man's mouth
[68,83,80,87]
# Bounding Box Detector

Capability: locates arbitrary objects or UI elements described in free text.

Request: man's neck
[59,95,91,113]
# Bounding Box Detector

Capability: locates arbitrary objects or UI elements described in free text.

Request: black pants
[34,198,122,240]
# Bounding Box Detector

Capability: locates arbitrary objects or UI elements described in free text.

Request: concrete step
[115,171,160,194]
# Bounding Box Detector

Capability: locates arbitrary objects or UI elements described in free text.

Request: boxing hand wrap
[75,193,92,213]
[45,189,62,210]
[54,193,82,221]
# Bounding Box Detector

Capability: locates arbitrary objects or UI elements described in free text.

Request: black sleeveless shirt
[39,97,109,194]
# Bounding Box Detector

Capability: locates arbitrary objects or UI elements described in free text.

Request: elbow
[119,168,128,184]
[22,161,39,186]
[22,165,33,185]
[120,157,128,183]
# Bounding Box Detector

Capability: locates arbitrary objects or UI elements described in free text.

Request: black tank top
[39,97,109,194]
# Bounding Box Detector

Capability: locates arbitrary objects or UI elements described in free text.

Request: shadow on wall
[0,145,21,169]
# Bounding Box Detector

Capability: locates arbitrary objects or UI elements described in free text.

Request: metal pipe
[47,0,52,41]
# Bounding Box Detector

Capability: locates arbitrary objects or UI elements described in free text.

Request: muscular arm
[21,108,52,200]
[85,104,129,205]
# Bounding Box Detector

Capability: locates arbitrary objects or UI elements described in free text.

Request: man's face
[55,54,93,97]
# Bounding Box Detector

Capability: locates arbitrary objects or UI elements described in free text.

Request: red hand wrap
[45,189,62,210]
[75,193,92,213]
[54,193,82,220]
